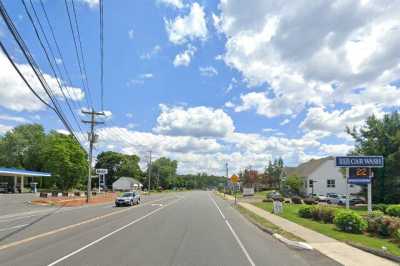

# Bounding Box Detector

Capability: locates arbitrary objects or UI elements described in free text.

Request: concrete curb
[346,241,400,263]
[273,233,313,250]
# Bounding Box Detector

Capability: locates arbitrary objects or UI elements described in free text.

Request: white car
[327,193,347,205]
[115,191,141,207]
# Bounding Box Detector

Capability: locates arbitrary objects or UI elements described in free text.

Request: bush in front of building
[320,207,337,224]
[291,196,302,204]
[334,210,367,233]
[365,211,384,233]
[386,205,400,217]
[377,216,400,237]
[298,205,315,218]
[303,198,317,205]
[373,204,389,213]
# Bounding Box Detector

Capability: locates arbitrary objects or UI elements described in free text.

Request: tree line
[0,124,225,191]
[1,110,399,201]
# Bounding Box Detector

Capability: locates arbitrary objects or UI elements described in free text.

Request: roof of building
[285,157,334,177]
[113,177,142,185]
[0,167,51,177]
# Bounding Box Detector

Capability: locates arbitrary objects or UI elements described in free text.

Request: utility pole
[224,162,228,198]
[156,167,160,190]
[82,109,105,203]
[147,150,152,194]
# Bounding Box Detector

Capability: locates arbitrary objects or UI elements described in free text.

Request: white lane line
[47,197,182,266]
[208,194,256,266]
[0,224,29,232]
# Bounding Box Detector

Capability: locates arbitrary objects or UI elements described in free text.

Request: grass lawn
[234,205,303,242]
[253,202,400,257]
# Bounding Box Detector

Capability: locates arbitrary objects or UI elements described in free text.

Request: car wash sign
[335,156,384,168]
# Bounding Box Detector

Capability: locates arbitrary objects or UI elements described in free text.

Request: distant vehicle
[349,196,365,206]
[312,194,329,202]
[327,193,347,205]
[115,191,140,207]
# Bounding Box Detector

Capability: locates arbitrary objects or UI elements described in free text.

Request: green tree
[149,157,178,189]
[283,175,303,195]
[264,158,284,189]
[95,151,143,187]
[347,112,400,203]
[41,132,87,190]
[0,124,46,170]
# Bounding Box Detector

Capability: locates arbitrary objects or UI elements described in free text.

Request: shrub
[284,199,291,204]
[394,229,400,243]
[377,216,400,237]
[386,205,400,217]
[303,198,317,205]
[311,206,322,221]
[320,207,337,224]
[373,204,389,213]
[365,211,384,233]
[334,210,367,233]
[291,196,302,204]
[298,205,315,218]
[262,198,273,203]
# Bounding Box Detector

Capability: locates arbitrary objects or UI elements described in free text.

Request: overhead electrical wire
[71,0,94,109]
[0,0,82,146]
[0,41,55,112]
[21,0,85,143]
[64,0,94,110]
[37,0,88,114]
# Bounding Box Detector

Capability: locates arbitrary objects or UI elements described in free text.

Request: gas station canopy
[0,167,51,177]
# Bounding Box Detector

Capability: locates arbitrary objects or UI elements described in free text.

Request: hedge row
[298,205,400,238]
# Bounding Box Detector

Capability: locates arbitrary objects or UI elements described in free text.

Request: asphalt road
[0,191,340,266]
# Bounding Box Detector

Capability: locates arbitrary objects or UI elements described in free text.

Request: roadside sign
[230,174,239,184]
[95,168,108,175]
[336,156,384,168]
[348,167,371,184]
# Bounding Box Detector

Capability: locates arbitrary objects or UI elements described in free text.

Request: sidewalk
[221,194,397,266]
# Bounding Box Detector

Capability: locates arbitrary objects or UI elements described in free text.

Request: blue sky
[1,0,400,174]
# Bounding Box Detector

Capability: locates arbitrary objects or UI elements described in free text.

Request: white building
[285,157,362,196]
[112,177,142,191]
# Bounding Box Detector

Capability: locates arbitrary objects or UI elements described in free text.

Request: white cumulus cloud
[173,45,196,67]
[154,104,235,138]
[165,2,208,44]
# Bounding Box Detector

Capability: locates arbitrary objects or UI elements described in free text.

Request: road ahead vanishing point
[0,192,339,266]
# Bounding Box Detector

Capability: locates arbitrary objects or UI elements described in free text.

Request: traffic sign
[348,167,371,184]
[95,168,108,175]
[230,174,239,184]
[336,156,384,168]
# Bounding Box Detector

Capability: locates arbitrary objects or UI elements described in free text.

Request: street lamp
[310,179,318,197]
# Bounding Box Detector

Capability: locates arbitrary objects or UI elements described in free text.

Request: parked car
[115,191,141,207]
[349,196,365,206]
[312,194,329,202]
[327,193,347,205]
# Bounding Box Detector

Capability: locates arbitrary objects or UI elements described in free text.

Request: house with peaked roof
[284,157,362,196]
[112,177,142,191]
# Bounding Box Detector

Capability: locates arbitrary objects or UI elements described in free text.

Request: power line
[0,41,54,111]
[0,0,81,145]
[71,0,93,108]
[64,0,93,109]
[21,0,85,143]
[38,0,88,113]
